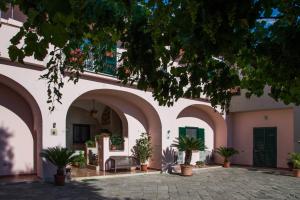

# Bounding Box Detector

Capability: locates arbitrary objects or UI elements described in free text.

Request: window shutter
[197,128,205,151]
[177,127,186,164]
[179,127,186,138]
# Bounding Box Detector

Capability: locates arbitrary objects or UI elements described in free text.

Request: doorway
[253,127,277,168]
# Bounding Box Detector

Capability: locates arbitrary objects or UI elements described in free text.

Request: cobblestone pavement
[0,168,299,200]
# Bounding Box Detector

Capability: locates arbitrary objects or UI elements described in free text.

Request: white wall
[0,18,227,179]
[230,109,294,168]
[0,84,34,175]
[230,87,293,112]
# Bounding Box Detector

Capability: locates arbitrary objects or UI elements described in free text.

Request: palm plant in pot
[215,146,239,168]
[290,152,300,177]
[131,133,152,171]
[40,146,79,186]
[172,136,204,176]
[73,151,86,168]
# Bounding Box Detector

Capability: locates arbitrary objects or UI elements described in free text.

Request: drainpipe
[11,5,14,19]
[0,10,2,27]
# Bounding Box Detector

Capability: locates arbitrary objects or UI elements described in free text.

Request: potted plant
[290,152,300,177]
[172,136,204,176]
[73,151,86,168]
[110,135,125,150]
[215,146,239,168]
[40,146,79,186]
[85,140,96,148]
[131,133,152,171]
[196,161,205,168]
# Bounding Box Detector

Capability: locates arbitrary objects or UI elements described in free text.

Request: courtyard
[0,167,299,200]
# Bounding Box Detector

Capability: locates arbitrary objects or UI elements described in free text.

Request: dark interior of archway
[66,99,124,151]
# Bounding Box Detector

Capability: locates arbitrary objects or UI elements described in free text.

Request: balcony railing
[1,6,118,77]
[84,49,119,77]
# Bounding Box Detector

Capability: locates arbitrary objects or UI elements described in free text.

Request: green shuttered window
[178,127,205,151]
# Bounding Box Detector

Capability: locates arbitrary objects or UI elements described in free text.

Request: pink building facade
[0,8,299,180]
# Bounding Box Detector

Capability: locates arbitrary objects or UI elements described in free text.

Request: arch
[65,89,163,169]
[0,74,43,177]
[176,104,227,163]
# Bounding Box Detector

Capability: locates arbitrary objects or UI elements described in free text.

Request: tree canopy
[1,0,300,111]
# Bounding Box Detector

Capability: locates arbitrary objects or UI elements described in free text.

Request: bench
[109,156,137,173]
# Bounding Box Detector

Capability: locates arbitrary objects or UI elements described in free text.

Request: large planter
[293,169,300,177]
[223,161,230,168]
[180,164,193,176]
[140,164,148,171]
[54,174,66,186]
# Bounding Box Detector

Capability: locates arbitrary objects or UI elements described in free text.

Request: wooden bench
[109,156,137,172]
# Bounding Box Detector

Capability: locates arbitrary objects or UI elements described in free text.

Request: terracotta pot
[111,145,117,150]
[223,161,230,168]
[180,164,193,176]
[293,169,300,177]
[54,174,66,186]
[141,164,148,171]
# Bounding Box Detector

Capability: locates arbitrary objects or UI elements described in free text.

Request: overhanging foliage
[1,0,299,111]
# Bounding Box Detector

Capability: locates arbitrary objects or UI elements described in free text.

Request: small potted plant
[290,152,300,177]
[215,146,239,168]
[131,133,152,171]
[196,161,205,168]
[172,136,204,176]
[110,135,125,150]
[73,151,86,168]
[85,140,96,148]
[40,146,79,186]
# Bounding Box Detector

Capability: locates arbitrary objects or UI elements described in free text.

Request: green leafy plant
[289,153,300,169]
[73,151,86,168]
[95,134,102,141]
[196,161,205,167]
[85,140,95,147]
[131,133,152,164]
[172,136,204,165]
[110,135,125,146]
[215,147,239,162]
[4,1,300,112]
[40,146,79,175]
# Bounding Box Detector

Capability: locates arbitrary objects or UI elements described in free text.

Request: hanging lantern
[90,99,98,118]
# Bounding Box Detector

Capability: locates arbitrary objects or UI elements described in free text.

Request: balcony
[83,45,120,77]
[1,6,118,77]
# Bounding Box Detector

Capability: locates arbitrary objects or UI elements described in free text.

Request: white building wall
[230,87,293,112]
[0,17,227,179]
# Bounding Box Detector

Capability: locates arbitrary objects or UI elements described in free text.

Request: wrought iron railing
[83,43,119,77]
[84,54,118,76]
[1,6,118,77]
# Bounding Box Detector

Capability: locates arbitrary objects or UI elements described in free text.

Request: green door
[253,127,277,168]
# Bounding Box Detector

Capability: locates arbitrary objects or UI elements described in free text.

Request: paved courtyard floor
[0,167,299,200]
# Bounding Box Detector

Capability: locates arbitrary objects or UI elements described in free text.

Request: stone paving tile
[0,168,300,200]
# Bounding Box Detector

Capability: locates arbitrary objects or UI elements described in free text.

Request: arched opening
[0,75,42,177]
[65,89,162,170]
[66,98,126,151]
[176,104,227,164]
